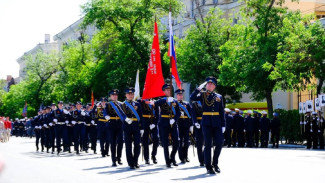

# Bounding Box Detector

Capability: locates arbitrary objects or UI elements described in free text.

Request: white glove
[167,97,174,103]
[310,129,313,132]
[65,121,69,124]
[149,100,155,106]
[150,124,155,130]
[71,121,76,125]
[318,130,321,133]
[222,127,226,133]
[53,119,58,123]
[96,103,100,107]
[321,119,324,123]
[170,119,175,125]
[49,123,53,126]
[81,111,86,116]
[43,124,48,128]
[105,115,110,120]
[63,109,69,114]
[198,81,207,90]
[125,118,133,124]
[181,111,184,117]
[190,126,194,134]
[195,123,200,129]
[140,130,144,137]
[303,121,307,125]
[91,120,95,125]
[244,129,246,132]
[299,121,303,125]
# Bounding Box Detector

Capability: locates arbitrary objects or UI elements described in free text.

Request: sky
[0,0,88,79]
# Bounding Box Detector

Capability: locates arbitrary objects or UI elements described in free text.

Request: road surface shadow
[177,166,203,171]
[83,166,110,170]
[171,173,214,180]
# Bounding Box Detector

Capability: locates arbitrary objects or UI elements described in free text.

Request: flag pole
[169,2,173,97]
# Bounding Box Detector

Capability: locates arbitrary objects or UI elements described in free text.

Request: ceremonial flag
[134,69,140,100]
[142,21,165,99]
[91,90,94,107]
[168,11,182,89]
[22,101,27,117]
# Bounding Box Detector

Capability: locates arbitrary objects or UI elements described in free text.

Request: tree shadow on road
[171,173,214,180]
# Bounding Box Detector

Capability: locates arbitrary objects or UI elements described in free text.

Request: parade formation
[3,76,320,176]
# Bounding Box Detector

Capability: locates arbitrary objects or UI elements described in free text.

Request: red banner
[91,90,94,107]
[142,22,165,99]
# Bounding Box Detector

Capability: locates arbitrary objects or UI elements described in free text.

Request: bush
[276,109,302,144]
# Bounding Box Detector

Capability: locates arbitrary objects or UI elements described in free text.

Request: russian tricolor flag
[168,11,182,89]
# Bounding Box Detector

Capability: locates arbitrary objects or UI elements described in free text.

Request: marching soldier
[175,89,192,164]
[253,111,260,147]
[63,106,73,153]
[307,112,319,149]
[71,102,87,154]
[191,99,204,166]
[151,84,180,168]
[93,97,110,157]
[270,112,281,148]
[260,111,270,148]
[86,103,98,154]
[32,110,42,151]
[190,76,226,175]
[121,87,144,169]
[105,89,125,166]
[18,119,25,137]
[317,112,324,149]
[43,106,52,153]
[224,108,232,148]
[244,110,254,148]
[232,108,245,147]
[48,103,57,154]
[52,101,66,155]
[139,99,159,165]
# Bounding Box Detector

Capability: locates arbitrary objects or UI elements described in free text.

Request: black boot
[151,156,157,164]
[117,158,123,165]
[207,168,216,175]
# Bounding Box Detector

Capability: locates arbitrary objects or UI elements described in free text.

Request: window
[233,17,238,24]
[202,0,206,5]
[214,0,218,4]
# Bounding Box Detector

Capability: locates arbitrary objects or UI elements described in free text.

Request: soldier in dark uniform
[121,87,143,169]
[86,103,97,154]
[48,103,57,154]
[191,100,204,166]
[244,110,254,148]
[106,89,125,166]
[13,119,19,136]
[18,119,25,137]
[139,99,159,165]
[317,112,324,149]
[260,111,270,148]
[252,111,260,147]
[93,97,110,157]
[224,108,232,148]
[71,102,87,154]
[307,112,319,149]
[190,76,226,175]
[270,112,281,148]
[52,101,66,155]
[43,106,52,153]
[232,108,245,147]
[175,89,192,164]
[32,110,42,151]
[40,107,47,152]
[62,106,72,153]
[151,84,180,168]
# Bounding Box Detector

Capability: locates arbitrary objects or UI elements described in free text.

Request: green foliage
[175,8,241,103]
[277,109,302,143]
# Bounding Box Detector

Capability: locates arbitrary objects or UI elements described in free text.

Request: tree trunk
[317,77,324,96]
[266,90,273,119]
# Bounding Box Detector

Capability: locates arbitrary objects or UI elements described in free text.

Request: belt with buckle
[202,112,220,116]
[161,115,175,118]
[98,119,108,122]
[196,117,202,120]
[143,115,154,118]
[57,122,65,125]
[180,116,189,119]
[77,121,85,124]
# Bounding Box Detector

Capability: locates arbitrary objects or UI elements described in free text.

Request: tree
[219,0,300,117]
[176,8,241,103]
[81,0,182,98]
